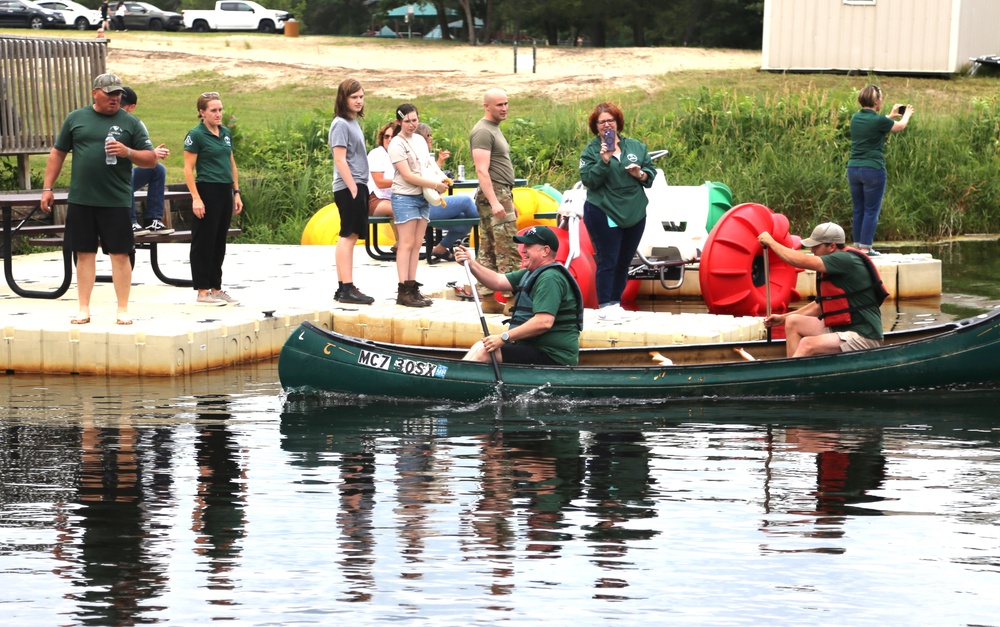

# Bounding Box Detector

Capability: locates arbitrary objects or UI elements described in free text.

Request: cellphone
[603,129,615,151]
[897,105,907,115]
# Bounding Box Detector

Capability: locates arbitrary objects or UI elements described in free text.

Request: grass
[9,32,1000,244]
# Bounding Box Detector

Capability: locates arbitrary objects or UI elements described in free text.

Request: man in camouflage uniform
[470,88,519,313]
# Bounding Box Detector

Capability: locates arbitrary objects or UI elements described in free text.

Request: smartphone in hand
[897,104,907,115]
[603,129,615,152]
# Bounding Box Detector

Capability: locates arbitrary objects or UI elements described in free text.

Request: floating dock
[1,245,942,376]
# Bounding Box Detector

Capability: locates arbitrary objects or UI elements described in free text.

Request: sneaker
[865,249,881,257]
[212,290,239,305]
[196,292,225,306]
[132,222,149,236]
[335,285,375,305]
[146,219,174,235]
[597,305,621,321]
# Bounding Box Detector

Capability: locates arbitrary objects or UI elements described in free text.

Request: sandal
[446,281,474,301]
[71,315,90,325]
[116,313,133,325]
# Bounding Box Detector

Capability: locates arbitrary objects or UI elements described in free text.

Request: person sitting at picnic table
[454,226,584,366]
[758,222,886,358]
[414,122,478,262]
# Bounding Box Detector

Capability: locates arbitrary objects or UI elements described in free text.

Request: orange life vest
[816,248,889,328]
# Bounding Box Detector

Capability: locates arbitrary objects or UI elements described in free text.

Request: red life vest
[816,248,889,328]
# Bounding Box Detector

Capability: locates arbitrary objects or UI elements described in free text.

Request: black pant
[190,182,233,291]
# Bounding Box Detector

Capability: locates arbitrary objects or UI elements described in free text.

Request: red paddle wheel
[698,203,800,316]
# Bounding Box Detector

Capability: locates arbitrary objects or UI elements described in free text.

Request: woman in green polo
[183,91,243,306]
[847,85,913,256]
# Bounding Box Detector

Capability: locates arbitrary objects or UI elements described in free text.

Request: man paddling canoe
[454,226,584,366]
[758,222,887,357]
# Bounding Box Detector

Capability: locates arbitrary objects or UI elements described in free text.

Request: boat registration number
[357,350,448,378]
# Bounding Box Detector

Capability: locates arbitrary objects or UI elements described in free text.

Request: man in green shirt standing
[40,73,157,325]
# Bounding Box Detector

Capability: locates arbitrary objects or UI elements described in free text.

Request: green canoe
[278,309,1000,402]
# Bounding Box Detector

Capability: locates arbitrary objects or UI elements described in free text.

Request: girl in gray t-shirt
[328,78,375,305]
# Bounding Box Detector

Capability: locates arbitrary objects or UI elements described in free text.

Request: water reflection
[3,376,999,624]
[192,396,246,607]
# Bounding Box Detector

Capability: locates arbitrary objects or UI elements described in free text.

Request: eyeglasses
[201,92,220,99]
[383,133,393,139]
[596,118,616,126]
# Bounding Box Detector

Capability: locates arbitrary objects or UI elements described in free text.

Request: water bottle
[105,131,116,165]
[457,164,465,181]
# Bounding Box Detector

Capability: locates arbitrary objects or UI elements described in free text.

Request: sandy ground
[106,32,760,101]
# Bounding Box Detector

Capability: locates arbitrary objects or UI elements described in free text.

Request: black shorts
[334,183,369,239]
[500,342,559,366]
[64,203,132,255]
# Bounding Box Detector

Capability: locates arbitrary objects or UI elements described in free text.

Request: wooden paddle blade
[649,351,673,366]
[733,347,756,361]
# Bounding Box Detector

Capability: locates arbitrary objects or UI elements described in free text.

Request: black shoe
[146,219,174,235]
[335,285,375,305]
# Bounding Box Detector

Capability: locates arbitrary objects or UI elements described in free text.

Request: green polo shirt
[847,109,895,170]
[183,121,234,184]
[54,106,152,208]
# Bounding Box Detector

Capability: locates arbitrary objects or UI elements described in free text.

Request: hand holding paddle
[760,235,772,342]
[459,249,509,400]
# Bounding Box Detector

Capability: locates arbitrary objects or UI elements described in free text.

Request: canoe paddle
[462,260,509,400]
[762,242,772,342]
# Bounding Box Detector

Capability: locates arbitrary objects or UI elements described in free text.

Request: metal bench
[2,190,239,298]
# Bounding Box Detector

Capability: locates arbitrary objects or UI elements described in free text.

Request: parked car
[0,0,66,28]
[37,0,100,30]
[182,0,290,33]
[114,1,182,31]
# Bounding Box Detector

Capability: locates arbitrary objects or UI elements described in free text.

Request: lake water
[2,240,999,625]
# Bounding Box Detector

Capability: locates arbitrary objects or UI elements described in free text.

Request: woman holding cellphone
[578,102,655,321]
[847,84,913,256]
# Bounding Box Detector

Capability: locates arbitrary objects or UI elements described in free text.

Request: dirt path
[107,33,760,101]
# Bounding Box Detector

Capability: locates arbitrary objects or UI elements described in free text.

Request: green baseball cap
[513,226,559,252]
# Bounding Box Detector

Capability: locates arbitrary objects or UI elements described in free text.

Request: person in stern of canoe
[758,222,887,358]
[454,226,584,366]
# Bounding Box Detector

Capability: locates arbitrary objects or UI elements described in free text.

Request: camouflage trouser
[474,184,520,298]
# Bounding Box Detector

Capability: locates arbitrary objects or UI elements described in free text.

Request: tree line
[168,0,763,48]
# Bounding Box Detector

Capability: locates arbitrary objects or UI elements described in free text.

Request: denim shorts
[391,192,430,224]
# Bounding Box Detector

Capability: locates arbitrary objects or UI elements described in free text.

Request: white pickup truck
[182,0,291,33]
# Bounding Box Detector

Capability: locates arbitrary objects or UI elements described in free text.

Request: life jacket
[816,248,890,327]
[508,263,585,332]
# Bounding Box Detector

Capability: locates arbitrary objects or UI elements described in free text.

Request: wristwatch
[500,332,510,343]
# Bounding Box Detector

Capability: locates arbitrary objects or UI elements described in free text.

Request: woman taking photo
[579,102,656,320]
[847,84,913,256]
[183,91,242,306]
[329,78,375,304]
[387,103,449,307]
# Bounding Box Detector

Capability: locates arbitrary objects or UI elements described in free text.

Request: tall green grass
[10,68,1000,244]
